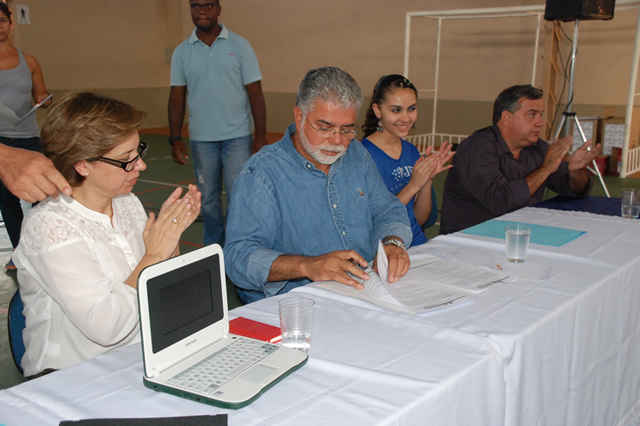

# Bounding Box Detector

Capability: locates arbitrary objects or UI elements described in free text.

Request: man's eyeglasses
[89,141,149,172]
[303,115,358,141]
[190,3,218,10]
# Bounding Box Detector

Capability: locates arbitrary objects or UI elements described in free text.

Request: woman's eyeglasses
[89,141,149,172]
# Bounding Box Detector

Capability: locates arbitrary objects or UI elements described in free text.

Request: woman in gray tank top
[0,3,52,270]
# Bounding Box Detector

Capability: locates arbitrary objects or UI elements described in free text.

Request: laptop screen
[146,253,224,353]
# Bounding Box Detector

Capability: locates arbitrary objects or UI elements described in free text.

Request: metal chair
[7,289,26,375]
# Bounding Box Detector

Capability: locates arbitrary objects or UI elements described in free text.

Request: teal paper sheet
[461,220,586,247]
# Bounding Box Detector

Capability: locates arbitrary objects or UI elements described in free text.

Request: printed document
[318,241,514,314]
[0,95,52,130]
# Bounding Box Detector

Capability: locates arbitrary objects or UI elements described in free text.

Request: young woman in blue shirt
[361,75,454,246]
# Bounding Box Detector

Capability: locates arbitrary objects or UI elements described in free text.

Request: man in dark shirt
[440,84,600,235]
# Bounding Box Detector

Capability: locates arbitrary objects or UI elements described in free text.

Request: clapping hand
[423,141,455,180]
[542,135,573,173]
[411,141,455,187]
[143,184,201,261]
[159,184,201,227]
[568,139,601,171]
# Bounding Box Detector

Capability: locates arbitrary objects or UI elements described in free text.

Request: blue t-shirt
[362,138,438,246]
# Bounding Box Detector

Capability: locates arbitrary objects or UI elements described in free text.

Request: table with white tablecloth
[0,207,639,425]
[414,207,640,425]
[0,292,505,425]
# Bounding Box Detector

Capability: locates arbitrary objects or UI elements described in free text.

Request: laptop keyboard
[167,337,279,393]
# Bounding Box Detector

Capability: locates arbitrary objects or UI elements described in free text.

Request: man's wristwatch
[168,136,182,146]
[382,237,406,250]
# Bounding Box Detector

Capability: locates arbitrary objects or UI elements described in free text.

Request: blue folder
[461,219,585,247]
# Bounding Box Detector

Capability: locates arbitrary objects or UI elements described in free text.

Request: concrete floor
[1,134,639,391]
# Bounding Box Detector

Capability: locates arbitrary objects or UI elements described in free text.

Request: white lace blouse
[13,193,147,376]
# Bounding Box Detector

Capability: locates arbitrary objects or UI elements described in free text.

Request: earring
[85,172,89,176]
[377,120,383,133]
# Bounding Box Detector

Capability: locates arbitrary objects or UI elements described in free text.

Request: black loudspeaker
[544,0,615,22]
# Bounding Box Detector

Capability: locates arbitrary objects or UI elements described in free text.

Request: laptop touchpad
[239,364,278,384]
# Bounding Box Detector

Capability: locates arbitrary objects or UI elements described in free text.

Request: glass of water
[621,189,640,218]
[505,225,531,263]
[279,297,315,353]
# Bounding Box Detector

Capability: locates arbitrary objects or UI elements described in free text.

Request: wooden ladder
[541,21,565,140]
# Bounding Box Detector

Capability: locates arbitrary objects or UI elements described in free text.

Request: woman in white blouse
[13,92,201,378]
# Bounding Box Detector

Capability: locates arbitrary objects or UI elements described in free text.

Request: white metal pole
[407,5,543,17]
[564,20,579,135]
[622,7,640,178]
[431,18,442,144]
[532,13,542,86]
[406,1,639,19]
[403,13,411,78]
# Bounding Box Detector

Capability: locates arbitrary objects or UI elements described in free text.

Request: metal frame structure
[404,132,467,153]
[622,2,640,176]
[403,6,544,149]
[403,2,640,179]
[551,21,610,196]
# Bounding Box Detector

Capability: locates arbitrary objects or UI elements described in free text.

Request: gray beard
[299,119,346,165]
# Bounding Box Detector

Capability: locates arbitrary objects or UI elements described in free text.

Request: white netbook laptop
[137,244,308,409]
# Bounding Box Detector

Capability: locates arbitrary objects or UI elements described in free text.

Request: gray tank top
[0,49,40,138]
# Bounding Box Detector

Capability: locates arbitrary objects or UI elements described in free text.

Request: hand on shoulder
[0,146,71,203]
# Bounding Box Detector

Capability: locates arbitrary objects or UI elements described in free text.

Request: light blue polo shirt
[170,24,262,141]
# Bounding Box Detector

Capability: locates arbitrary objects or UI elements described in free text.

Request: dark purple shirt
[440,125,592,234]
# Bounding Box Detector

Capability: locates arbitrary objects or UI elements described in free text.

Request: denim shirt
[225,123,412,303]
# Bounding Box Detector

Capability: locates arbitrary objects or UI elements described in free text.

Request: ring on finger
[172,218,180,226]
[398,254,406,258]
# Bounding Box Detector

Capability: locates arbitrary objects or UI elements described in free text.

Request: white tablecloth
[409,208,640,425]
[0,293,505,425]
[1,207,639,425]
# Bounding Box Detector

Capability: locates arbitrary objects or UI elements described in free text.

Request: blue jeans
[0,136,42,248]
[190,135,253,246]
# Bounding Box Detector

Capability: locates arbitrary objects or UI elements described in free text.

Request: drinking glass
[505,225,531,263]
[279,297,315,353]
[621,189,640,218]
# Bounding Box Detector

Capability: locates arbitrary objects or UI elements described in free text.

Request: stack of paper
[319,241,514,314]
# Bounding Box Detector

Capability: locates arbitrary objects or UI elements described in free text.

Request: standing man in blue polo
[168,0,267,246]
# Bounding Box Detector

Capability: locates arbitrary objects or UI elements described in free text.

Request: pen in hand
[348,258,369,285]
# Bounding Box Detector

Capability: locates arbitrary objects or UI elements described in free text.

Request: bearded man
[224,67,412,303]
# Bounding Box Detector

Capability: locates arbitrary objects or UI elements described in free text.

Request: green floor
[0,133,638,391]
[134,134,243,310]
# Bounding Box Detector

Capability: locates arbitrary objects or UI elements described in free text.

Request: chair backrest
[7,289,26,375]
